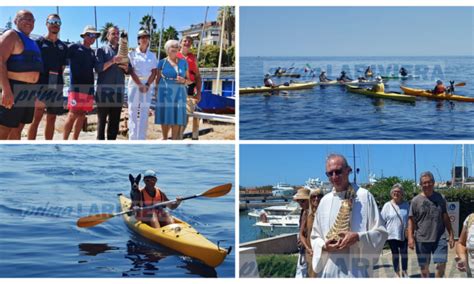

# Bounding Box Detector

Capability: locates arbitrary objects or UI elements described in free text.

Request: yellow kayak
[346,85,416,102]
[240,81,317,94]
[118,194,229,268]
[400,86,474,103]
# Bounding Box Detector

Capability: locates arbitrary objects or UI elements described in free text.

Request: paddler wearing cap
[127,30,157,140]
[136,170,183,228]
[294,187,310,278]
[370,76,385,93]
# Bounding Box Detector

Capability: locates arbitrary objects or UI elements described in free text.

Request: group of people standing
[0,10,201,140]
[293,154,473,278]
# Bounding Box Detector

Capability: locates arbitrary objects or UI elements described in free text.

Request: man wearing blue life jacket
[0,10,43,140]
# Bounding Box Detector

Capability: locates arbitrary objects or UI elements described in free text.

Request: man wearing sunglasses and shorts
[27,14,68,140]
[310,153,388,277]
[63,25,99,140]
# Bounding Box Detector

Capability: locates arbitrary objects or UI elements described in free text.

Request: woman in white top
[127,30,157,140]
[455,213,474,277]
[381,183,410,277]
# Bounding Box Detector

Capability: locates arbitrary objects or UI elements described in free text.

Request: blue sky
[240,7,474,57]
[240,144,474,186]
[0,6,218,44]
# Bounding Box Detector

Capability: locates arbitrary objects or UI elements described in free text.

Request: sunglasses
[85,33,97,39]
[325,168,345,177]
[144,177,157,182]
[47,18,61,26]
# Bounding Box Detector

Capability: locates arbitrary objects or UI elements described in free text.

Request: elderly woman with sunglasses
[127,30,157,140]
[155,39,192,140]
[381,183,410,277]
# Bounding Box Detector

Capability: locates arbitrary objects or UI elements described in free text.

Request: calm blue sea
[240,56,474,140]
[0,144,235,278]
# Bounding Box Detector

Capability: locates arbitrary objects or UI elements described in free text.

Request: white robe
[311,184,388,278]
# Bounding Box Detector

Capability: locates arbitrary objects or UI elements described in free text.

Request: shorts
[68,91,94,113]
[0,79,36,128]
[37,86,65,115]
[415,238,448,267]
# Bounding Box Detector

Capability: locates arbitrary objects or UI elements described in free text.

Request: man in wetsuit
[319,71,332,83]
[399,67,408,77]
[0,10,43,140]
[337,71,352,82]
[28,14,68,140]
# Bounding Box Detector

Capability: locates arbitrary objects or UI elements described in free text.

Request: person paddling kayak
[319,71,332,82]
[370,76,385,93]
[337,71,353,82]
[433,80,447,95]
[137,170,182,228]
[264,73,276,87]
[399,67,408,77]
[365,66,373,78]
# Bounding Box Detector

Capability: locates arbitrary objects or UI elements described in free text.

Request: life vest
[7,30,43,73]
[434,85,447,95]
[138,187,164,219]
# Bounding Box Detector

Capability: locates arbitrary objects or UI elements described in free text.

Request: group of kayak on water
[264,65,454,96]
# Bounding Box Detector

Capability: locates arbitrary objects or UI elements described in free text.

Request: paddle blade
[77,213,114,228]
[455,82,466,87]
[201,183,232,198]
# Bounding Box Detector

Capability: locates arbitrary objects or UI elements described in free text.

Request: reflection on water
[79,243,120,256]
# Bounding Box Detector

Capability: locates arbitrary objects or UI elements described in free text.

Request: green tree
[368,177,417,209]
[162,26,179,41]
[99,22,116,44]
[226,46,235,66]
[5,17,12,30]
[139,14,157,34]
[217,6,235,47]
[198,45,229,68]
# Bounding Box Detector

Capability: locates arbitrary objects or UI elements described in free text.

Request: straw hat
[293,187,310,200]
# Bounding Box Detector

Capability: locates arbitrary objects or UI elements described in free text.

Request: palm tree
[139,14,157,34]
[217,6,235,48]
[162,26,179,41]
[99,22,116,44]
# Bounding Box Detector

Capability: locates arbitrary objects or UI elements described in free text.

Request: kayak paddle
[76,183,232,228]
[455,82,466,87]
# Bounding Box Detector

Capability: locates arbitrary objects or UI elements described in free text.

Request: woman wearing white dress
[127,30,157,140]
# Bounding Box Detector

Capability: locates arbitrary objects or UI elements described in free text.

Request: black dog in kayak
[129,174,141,210]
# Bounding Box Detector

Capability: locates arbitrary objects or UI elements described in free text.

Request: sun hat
[293,187,310,200]
[80,25,100,38]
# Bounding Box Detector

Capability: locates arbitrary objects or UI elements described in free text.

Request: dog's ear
[129,174,134,182]
[137,174,142,182]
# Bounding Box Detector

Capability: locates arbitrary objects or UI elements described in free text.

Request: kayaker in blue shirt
[337,71,352,82]
[319,71,332,82]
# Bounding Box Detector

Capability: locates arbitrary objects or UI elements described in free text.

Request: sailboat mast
[157,7,166,61]
[353,144,357,184]
[413,144,417,190]
[215,6,226,95]
[94,7,98,49]
[462,144,465,187]
[197,6,209,62]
